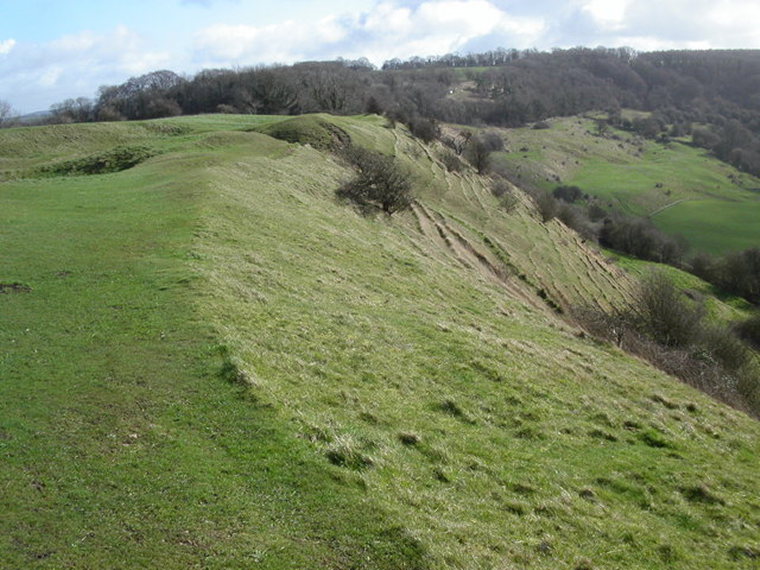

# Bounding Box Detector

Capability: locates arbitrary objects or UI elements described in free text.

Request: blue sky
[1,0,759,113]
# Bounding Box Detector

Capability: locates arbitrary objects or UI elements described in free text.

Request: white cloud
[362,3,413,36]
[0,38,15,55]
[573,0,760,51]
[614,36,712,52]
[705,0,760,46]
[181,0,239,5]
[38,67,63,88]
[0,27,171,113]
[194,0,545,66]
[196,15,348,62]
[52,32,98,53]
[581,0,631,30]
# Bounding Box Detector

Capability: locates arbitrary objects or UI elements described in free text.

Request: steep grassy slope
[2,115,760,569]
[491,116,760,254]
[194,115,760,568]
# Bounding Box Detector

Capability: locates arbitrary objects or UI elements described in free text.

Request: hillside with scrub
[2,114,760,569]
[488,114,760,255]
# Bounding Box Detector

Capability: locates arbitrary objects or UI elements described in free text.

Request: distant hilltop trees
[34,47,760,178]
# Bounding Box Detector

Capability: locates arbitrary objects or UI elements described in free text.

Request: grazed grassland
[2,115,759,569]
[491,116,760,254]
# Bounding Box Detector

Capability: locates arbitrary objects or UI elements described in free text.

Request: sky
[1,0,760,114]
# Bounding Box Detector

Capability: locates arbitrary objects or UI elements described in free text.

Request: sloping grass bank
[194,116,760,568]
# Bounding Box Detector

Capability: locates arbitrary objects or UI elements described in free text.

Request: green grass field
[0,118,430,568]
[2,114,760,568]
[492,116,760,254]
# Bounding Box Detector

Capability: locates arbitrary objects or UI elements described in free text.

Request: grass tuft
[638,428,671,448]
[436,399,475,424]
[679,484,725,505]
[325,435,375,470]
[398,432,421,446]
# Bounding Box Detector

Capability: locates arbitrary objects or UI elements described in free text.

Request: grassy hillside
[0,117,429,569]
[2,115,760,568]
[491,116,760,254]
[607,251,753,324]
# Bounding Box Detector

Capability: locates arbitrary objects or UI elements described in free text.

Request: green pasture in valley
[493,116,760,254]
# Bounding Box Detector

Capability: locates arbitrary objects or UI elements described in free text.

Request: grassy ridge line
[0,122,428,568]
[195,116,760,568]
[0,115,281,180]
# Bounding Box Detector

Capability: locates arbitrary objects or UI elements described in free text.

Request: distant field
[492,116,760,254]
[654,198,760,253]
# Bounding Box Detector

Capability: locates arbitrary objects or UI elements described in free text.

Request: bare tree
[50,97,93,123]
[0,99,16,126]
[464,136,491,174]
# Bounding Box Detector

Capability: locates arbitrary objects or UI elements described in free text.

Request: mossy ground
[2,114,759,568]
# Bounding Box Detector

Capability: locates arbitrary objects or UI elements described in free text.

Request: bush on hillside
[557,203,597,240]
[573,271,760,417]
[490,178,510,198]
[439,148,464,172]
[716,248,760,304]
[553,185,584,203]
[700,323,750,372]
[599,213,686,265]
[491,178,519,212]
[530,189,558,222]
[688,251,716,282]
[408,116,440,143]
[463,132,503,174]
[480,131,504,152]
[735,313,760,349]
[337,145,413,215]
[629,272,704,348]
[464,137,492,174]
[684,248,760,308]
[587,203,607,222]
